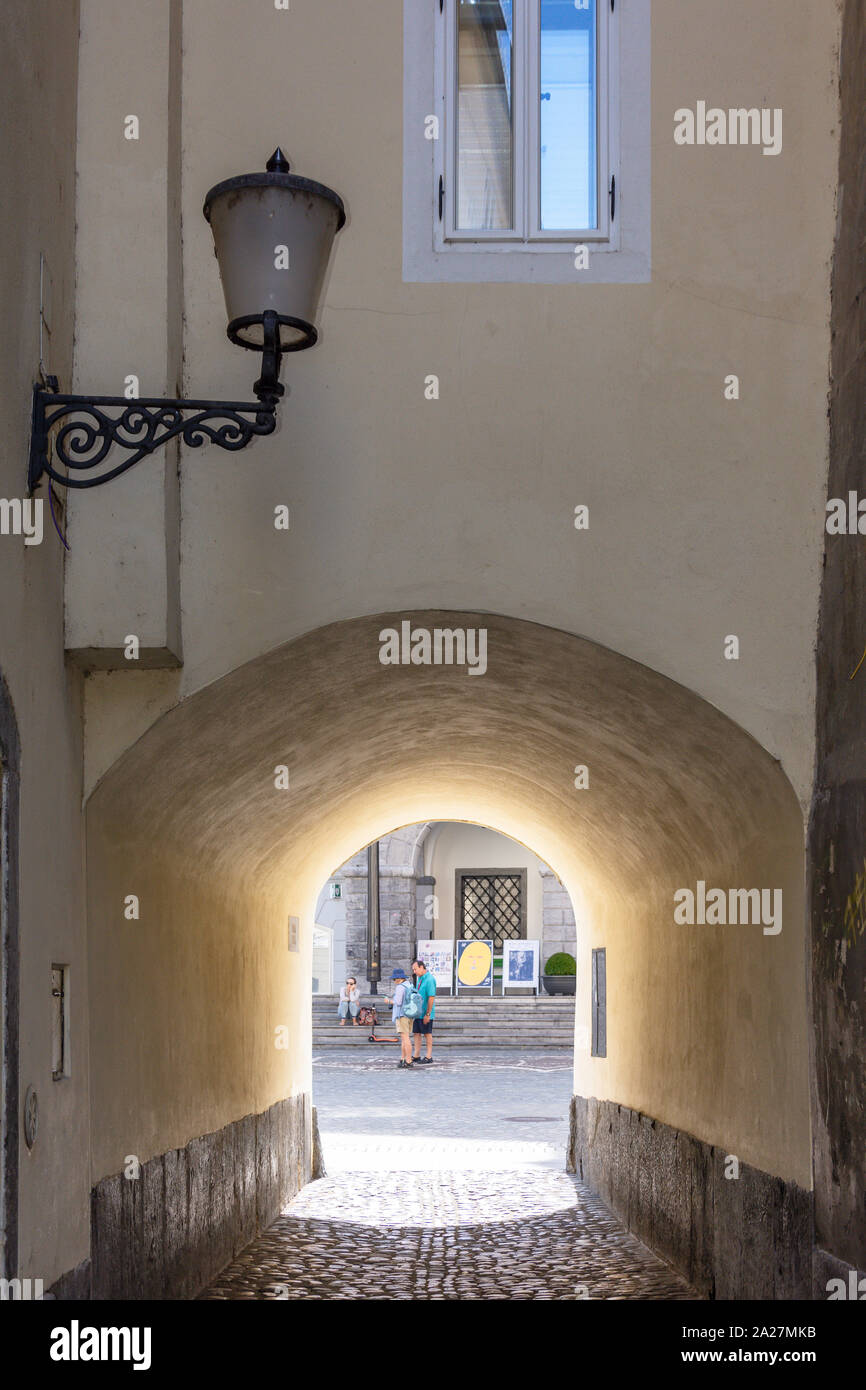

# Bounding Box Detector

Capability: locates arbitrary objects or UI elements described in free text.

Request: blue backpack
[401,982,424,1019]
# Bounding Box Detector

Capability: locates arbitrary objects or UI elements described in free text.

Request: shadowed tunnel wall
[807,0,866,1296]
[84,612,810,1298]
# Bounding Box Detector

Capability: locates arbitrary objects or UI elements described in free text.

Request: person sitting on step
[338,977,361,1026]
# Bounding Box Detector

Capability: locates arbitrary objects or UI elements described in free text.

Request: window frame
[455,867,528,950]
[442,0,525,244]
[440,0,615,248]
[403,0,651,285]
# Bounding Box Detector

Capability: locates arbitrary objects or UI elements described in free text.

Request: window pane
[540,0,597,229]
[456,1,514,230]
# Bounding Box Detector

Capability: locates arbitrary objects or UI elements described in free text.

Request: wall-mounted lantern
[28,149,345,491]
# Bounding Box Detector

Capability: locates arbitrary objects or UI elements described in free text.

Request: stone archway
[84,611,810,1298]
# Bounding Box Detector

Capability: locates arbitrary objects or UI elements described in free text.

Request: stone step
[314,996,574,1005]
[313,1024,575,1035]
[314,1016,575,1025]
[315,1021,574,1029]
[314,1008,575,1018]
[313,1004,575,1014]
[313,1040,572,1048]
[315,1024,574,1031]
[314,1032,573,1041]
[314,1012,575,1021]
[315,992,575,1047]
[314,1003,574,1008]
[312,1036,571,1048]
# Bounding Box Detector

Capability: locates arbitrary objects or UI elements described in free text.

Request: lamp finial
[266,147,290,173]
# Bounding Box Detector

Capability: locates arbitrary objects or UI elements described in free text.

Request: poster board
[416,939,454,992]
[502,939,540,993]
[455,939,494,994]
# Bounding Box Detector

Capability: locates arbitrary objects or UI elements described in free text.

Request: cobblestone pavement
[201,1170,697,1300]
[200,1051,699,1300]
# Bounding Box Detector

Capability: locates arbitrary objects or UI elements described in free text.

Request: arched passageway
[312,820,580,997]
[85,612,809,1299]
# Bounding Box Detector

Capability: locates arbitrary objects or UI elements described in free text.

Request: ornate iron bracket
[29,311,285,491]
[29,386,278,491]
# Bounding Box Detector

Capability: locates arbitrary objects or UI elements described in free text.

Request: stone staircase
[312,994,575,1048]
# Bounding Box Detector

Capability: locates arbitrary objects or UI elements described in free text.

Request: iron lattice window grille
[456,869,527,950]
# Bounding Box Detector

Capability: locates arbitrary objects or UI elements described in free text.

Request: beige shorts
[395,1016,411,1035]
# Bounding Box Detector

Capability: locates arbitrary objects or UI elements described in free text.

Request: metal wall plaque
[592,947,607,1057]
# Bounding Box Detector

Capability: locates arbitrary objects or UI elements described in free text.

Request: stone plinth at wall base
[812,1247,866,1302]
[568,1096,812,1300]
[312,1105,326,1181]
[47,1258,93,1300]
[87,1093,310,1300]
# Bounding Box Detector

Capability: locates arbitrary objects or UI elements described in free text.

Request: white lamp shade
[203,150,345,352]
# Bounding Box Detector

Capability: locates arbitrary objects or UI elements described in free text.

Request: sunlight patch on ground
[287,1167,581,1227]
[320,1130,564,1173]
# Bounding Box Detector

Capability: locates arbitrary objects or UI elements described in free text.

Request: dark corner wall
[0,671,20,1283]
[807,0,866,1297]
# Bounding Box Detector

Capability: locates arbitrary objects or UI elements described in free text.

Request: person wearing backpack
[411,958,437,1064]
[383,969,422,1069]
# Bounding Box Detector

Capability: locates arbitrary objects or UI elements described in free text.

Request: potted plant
[542,952,576,996]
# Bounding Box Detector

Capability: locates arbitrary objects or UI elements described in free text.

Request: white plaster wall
[313,884,347,991]
[66,0,839,1221]
[85,841,310,1184]
[0,0,88,1287]
[112,0,844,812]
[424,823,546,943]
[67,0,182,666]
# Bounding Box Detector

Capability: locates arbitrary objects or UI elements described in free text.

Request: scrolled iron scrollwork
[29,386,278,491]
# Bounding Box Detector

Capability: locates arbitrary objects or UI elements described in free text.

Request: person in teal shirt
[411,957,437,1063]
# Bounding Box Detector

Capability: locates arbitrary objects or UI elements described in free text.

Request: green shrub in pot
[543,952,576,975]
[542,951,576,995]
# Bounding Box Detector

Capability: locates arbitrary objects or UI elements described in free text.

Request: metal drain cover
[502,1116,559,1123]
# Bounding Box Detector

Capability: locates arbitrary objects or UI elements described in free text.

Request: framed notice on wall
[416,939,454,991]
[503,939,540,992]
[455,939,494,994]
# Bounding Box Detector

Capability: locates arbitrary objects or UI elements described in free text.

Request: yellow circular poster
[457,940,493,986]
